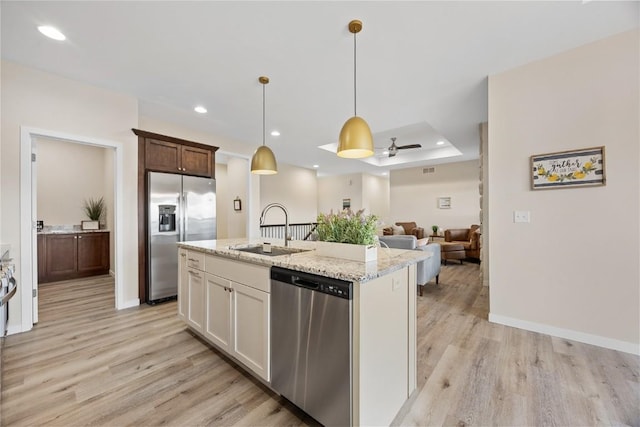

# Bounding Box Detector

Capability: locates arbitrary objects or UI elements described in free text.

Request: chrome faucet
[260,203,290,247]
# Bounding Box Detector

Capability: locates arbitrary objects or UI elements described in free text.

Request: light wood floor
[2,266,639,426]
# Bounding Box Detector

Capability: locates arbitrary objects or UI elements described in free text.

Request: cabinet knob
[78,236,82,239]
[228,288,233,293]
[74,236,77,239]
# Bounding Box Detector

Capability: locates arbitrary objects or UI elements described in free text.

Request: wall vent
[423,167,436,174]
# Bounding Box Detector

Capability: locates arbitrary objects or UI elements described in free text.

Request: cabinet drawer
[186,251,205,271]
[205,255,270,293]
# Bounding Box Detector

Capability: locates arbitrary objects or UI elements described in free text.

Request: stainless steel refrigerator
[148,172,216,303]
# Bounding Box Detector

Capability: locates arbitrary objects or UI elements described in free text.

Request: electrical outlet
[513,211,530,223]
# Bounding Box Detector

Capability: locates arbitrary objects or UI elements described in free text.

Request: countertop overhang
[178,238,432,283]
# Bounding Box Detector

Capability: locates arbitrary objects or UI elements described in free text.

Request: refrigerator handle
[182,192,188,240]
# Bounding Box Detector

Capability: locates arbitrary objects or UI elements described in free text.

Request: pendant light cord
[262,83,266,146]
[353,30,357,117]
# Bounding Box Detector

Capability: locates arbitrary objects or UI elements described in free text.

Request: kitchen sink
[233,245,311,257]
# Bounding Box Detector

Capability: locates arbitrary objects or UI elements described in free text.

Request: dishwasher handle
[291,276,320,290]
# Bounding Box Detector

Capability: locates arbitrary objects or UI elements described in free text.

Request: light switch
[513,211,530,223]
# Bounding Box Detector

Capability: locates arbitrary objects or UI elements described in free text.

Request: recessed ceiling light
[382,151,389,155]
[38,25,66,41]
[271,130,280,136]
[436,141,445,146]
[313,164,319,168]
[382,172,388,176]
[194,106,207,114]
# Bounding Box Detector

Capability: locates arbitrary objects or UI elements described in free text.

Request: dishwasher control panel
[271,267,353,300]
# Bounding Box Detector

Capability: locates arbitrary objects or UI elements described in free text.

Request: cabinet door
[45,234,78,281]
[77,232,109,275]
[145,139,181,173]
[181,145,212,177]
[177,250,188,321]
[204,273,232,351]
[232,282,270,381]
[186,268,205,332]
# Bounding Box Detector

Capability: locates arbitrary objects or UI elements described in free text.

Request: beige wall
[227,157,250,238]
[318,173,364,215]
[390,160,480,231]
[259,163,318,224]
[36,137,112,227]
[215,163,229,239]
[488,30,639,352]
[138,116,251,156]
[36,137,115,271]
[1,61,139,329]
[362,174,390,223]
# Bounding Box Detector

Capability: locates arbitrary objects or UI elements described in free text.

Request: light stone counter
[177,238,431,283]
[38,228,110,235]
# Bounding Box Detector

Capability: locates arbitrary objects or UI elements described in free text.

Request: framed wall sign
[531,146,605,190]
[342,198,351,209]
[438,197,451,209]
[233,197,242,211]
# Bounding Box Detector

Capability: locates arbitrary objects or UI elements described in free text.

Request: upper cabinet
[133,128,218,179]
[145,138,213,177]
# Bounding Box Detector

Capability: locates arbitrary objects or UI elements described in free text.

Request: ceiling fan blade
[397,144,422,150]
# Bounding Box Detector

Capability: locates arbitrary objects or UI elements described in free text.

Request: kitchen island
[177,238,431,426]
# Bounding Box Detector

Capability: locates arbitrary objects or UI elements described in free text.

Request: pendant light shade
[337,116,373,158]
[251,145,277,174]
[251,76,278,175]
[337,20,373,159]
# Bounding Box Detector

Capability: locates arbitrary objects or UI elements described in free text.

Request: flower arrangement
[316,208,378,245]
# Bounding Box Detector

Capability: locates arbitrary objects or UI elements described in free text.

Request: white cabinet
[178,249,205,332]
[204,273,232,350]
[178,249,188,321]
[178,250,271,382]
[186,268,205,332]
[204,272,270,381]
[231,281,270,381]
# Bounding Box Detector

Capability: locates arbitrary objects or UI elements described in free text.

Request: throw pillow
[391,225,405,235]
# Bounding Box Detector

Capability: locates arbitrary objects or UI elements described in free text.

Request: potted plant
[82,196,105,230]
[431,225,439,236]
[315,208,378,262]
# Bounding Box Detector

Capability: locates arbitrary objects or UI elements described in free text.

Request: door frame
[19,126,125,332]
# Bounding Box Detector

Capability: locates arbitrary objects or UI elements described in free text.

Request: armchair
[395,222,425,239]
[379,235,441,295]
[444,224,481,260]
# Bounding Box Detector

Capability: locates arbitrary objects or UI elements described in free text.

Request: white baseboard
[118,298,140,310]
[489,313,640,356]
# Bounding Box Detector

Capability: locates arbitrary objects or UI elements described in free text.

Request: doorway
[19,126,125,333]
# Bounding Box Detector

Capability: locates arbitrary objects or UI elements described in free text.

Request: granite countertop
[38,228,110,235]
[177,238,432,283]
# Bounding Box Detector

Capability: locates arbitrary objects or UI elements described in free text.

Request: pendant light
[251,76,278,174]
[337,19,374,159]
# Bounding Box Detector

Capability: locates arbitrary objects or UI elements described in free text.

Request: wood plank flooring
[2,266,639,426]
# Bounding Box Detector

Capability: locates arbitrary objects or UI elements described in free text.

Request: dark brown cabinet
[38,232,109,283]
[145,139,212,177]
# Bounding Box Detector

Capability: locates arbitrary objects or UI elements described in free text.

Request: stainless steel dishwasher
[270,267,353,427]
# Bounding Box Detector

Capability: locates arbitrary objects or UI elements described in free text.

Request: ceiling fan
[387,137,421,157]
